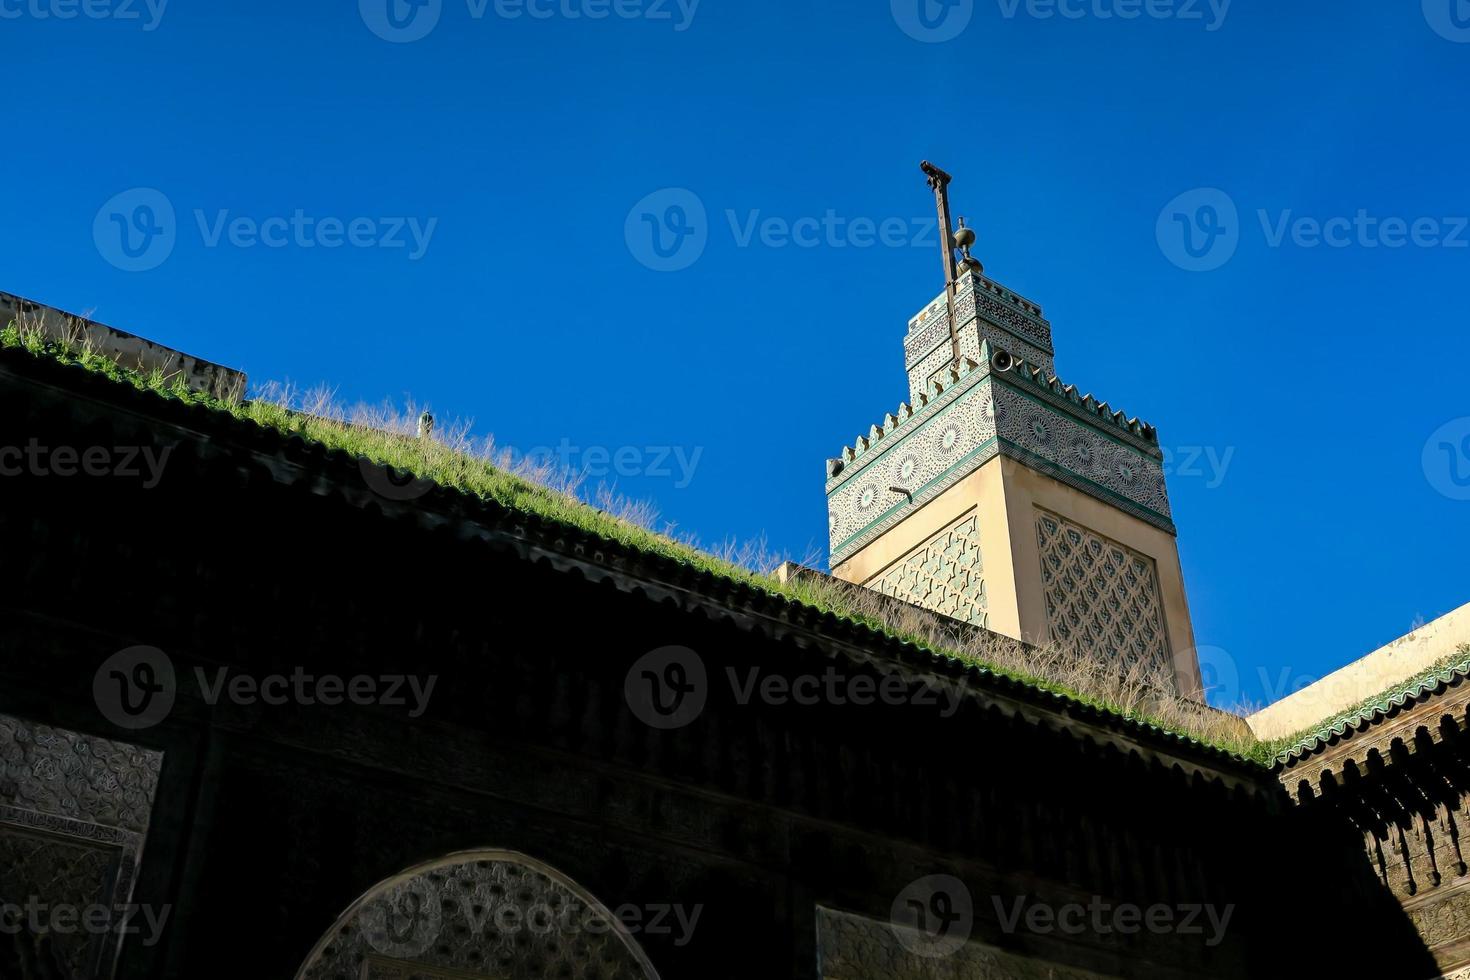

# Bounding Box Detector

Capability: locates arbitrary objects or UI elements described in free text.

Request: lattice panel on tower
[1035,511,1171,681]
[868,512,986,627]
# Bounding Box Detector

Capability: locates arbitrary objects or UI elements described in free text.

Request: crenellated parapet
[825,356,985,481]
[828,341,1161,485]
[824,169,1201,701]
[826,340,1174,565]
[991,349,1160,450]
[903,269,1056,401]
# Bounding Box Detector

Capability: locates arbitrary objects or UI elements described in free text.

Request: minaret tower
[825,164,1203,698]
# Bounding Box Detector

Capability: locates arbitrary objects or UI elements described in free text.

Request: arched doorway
[295,849,661,980]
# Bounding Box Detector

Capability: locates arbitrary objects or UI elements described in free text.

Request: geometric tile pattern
[1036,510,1172,682]
[904,271,1056,402]
[994,383,1172,520]
[827,367,998,563]
[869,512,987,627]
[827,371,1170,565]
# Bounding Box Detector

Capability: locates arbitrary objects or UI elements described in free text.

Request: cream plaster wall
[1247,601,1470,740]
[998,457,1203,699]
[832,457,1021,638]
[832,453,1203,700]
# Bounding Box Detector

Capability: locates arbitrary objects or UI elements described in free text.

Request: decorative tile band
[828,375,1173,565]
[905,271,1054,355]
[908,319,1055,402]
[830,340,1157,500]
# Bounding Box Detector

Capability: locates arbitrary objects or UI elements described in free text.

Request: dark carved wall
[0,349,1446,979]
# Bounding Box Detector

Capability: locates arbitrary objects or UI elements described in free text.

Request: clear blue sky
[6,0,1469,709]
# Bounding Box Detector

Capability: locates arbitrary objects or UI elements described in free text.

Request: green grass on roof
[1,319,1273,764]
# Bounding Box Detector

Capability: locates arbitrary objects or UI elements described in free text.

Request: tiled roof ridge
[1273,649,1470,767]
[0,343,1273,782]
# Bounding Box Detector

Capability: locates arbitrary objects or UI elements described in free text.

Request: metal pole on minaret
[921,161,963,369]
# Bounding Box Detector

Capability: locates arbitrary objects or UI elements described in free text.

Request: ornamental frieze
[828,378,1171,565]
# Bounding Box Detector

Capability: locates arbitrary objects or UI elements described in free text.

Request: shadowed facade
[0,324,1453,978]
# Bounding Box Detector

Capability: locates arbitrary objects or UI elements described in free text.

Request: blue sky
[5,0,1469,709]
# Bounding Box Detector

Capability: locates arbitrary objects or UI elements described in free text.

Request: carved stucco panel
[0,714,163,980]
[1035,512,1172,681]
[816,907,1116,980]
[868,512,987,628]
